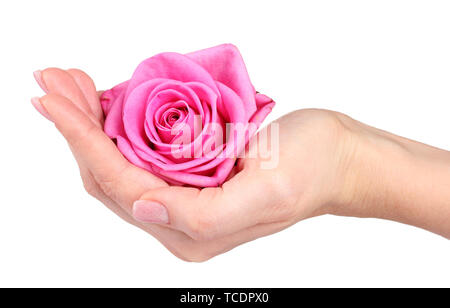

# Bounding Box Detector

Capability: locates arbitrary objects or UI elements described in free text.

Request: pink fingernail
[132,200,169,224]
[33,70,48,93]
[31,97,52,121]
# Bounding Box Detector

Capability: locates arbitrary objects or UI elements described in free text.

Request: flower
[100,44,275,187]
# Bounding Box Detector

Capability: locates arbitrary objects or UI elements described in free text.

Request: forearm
[335,116,450,238]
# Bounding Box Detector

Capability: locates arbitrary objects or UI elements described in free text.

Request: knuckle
[303,109,347,139]
[66,68,84,76]
[69,122,99,149]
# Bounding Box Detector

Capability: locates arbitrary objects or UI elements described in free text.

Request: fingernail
[132,200,169,224]
[31,97,52,121]
[33,70,48,93]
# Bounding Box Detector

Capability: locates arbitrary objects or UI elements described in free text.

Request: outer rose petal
[186,44,257,120]
[116,136,153,172]
[250,93,276,127]
[102,86,126,139]
[101,80,129,116]
[124,52,220,102]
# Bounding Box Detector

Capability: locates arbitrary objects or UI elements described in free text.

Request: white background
[1,0,449,287]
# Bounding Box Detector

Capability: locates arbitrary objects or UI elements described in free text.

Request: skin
[32,68,450,262]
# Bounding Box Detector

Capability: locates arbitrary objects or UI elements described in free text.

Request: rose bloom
[100,44,274,187]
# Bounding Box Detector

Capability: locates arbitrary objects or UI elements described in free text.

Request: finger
[38,93,167,213]
[133,171,277,241]
[34,68,100,126]
[66,69,104,122]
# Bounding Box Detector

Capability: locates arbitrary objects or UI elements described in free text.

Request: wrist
[331,119,405,218]
[332,116,450,237]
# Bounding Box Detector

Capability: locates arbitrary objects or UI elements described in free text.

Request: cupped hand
[130,109,355,261]
[33,68,353,261]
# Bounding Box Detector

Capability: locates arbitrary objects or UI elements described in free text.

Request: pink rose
[100,44,275,187]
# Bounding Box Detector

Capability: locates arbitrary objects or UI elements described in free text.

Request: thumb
[132,180,268,241]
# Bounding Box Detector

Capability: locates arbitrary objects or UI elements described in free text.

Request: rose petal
[101,80,129,116]
[123,79,184,153]
[124,52,220,103]
[116,136,153,172]
[250,93,276,128]
[186,44,256,120]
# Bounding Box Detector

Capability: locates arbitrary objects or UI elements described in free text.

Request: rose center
[160,106,188,128]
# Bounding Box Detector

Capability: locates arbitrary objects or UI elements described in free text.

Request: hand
[130,109,357,258]
[32,68,351,261]
[33,68,450,262]
[131,107,450,261]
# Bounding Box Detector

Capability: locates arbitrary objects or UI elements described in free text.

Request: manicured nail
[132,200,169,224]
[31,97,52,121]
[33,70,48,93]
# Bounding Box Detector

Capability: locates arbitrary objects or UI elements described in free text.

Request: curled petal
[250,93,276,128]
